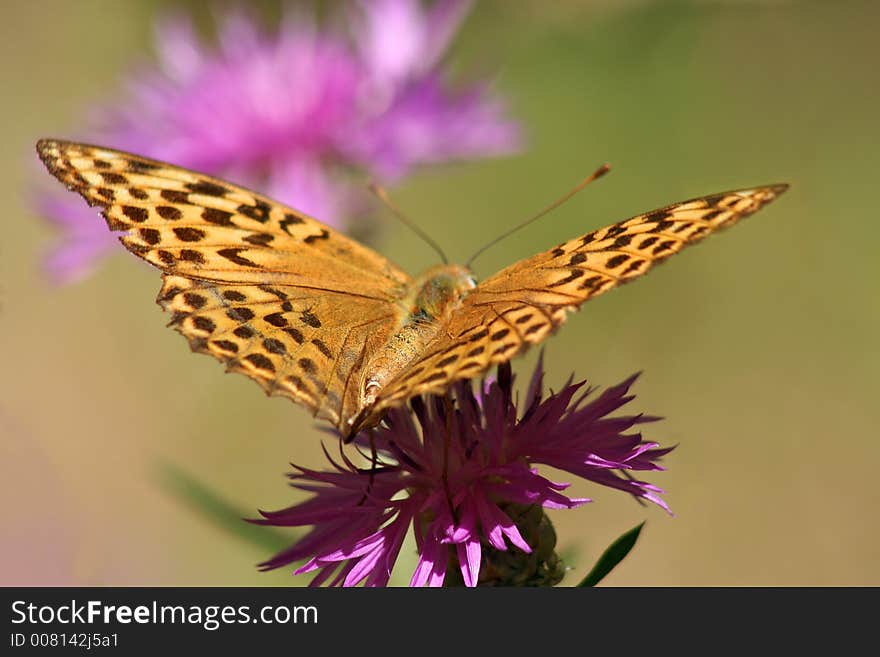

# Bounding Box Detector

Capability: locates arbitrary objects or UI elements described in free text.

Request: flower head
[254,357,672,587]
[37,1,521,284]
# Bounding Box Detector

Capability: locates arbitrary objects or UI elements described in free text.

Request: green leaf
[577,522,645,587]
[155,460,296,554]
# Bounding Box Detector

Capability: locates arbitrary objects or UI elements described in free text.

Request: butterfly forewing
[362,185,788,428]
[37,139,411,427]
[37,140,410,291]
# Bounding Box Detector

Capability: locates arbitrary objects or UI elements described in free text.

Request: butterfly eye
[467,275,478,288]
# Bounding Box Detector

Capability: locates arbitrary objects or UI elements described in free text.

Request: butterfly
[37,139,787,439]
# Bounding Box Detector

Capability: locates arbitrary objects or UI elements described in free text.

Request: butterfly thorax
[359,264,477,413]
[409,264,477,321]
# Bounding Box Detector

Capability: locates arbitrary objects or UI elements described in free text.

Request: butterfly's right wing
[38,139,411,429]
[359,185,787,430]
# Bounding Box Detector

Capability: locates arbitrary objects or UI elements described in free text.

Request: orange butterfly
[37,139,787,439]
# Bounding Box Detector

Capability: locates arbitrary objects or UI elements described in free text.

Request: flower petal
[457,539,482,587]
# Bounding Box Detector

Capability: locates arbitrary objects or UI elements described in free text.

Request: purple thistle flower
[254,357,672,587]
[36,1,521,284]
[35,195,119,285]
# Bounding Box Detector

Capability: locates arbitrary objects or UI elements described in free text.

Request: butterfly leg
[356,429,380,507]
[441,395,459,525]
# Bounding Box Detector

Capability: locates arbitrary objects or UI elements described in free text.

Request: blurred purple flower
[37,0,521,285]
[254,358,672,587]
[35,195,118,285]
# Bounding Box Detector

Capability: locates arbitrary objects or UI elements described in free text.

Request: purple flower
[254,357,672,587]
[35,195,119,285]
[36,1,521,284]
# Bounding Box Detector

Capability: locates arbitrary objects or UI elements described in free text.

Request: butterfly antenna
[369,183,448,265]
[465,163,611,268]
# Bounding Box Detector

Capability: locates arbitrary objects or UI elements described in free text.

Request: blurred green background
[2,0,878,586]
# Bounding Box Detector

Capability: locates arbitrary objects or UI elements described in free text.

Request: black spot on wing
[492,342,517,356]
[579,275,604,291]
[212,340,239,354]
[263,338,287,355]
[523,323,547,336]
[284,328,304,344]
[227,307,255,322]
[243,233,274,246]
[183,292,207,309]
[186,180,230,197]
[179,249,205,264]
[233,325,254,339]
[217,248,258,267]
[421,371,447,385]
[202,208,234,226]
[436,354,459,368]
[264,313,288,327]
[244,353,275,373]
[621,259,646,275]
[173,227,206,242]
[606,254,630,269]
[279,214,303,235]
[312,339,332,358]
[192,316,216,333]
[161,189,189,204]
[304,229,330,244]
[300,310,321,328]
[259,287,287,300]
[100,172,127,185]
[223,290,248,302]
[549,269,586,288]
[645,210,672,223]
[652,240,675,256]
[237,200,272,223]
[157,206,183,220]
[649,220,674,233]
[467,328,489,342]
[128,160,160,173]
[122,206,148,223]
[139,228,160,245]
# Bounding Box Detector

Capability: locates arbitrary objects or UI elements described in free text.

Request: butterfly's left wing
[359,185,788,429]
